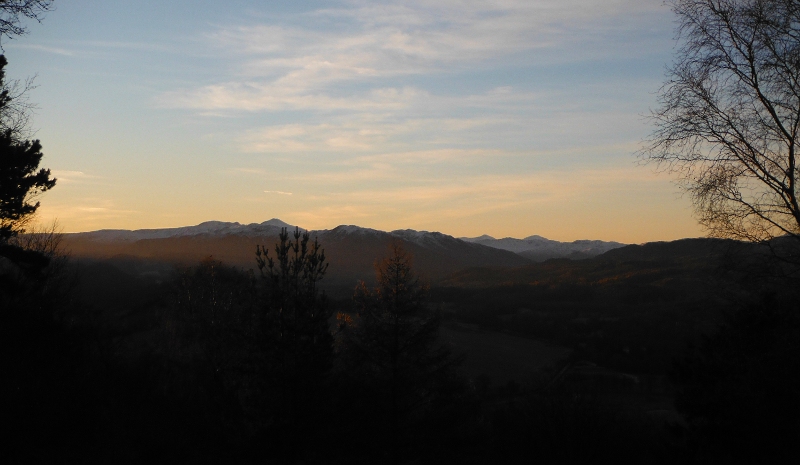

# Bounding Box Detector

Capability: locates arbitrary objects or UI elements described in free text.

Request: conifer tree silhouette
[255,227,332,459]
[0,55,55,244]
[341,242,462,463]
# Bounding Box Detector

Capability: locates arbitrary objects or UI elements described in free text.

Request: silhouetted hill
[599,238,738,262]
[439,238,745,288]
[63,222,765,308]
[430,237,770,376]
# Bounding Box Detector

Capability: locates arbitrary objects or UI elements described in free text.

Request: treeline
[435,251,800,463]
[4,228,800,463]
[433,242,753,376]
[3,228,684,464]
[435,281,722,375]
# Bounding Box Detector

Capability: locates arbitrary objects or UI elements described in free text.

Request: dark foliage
[1,230,95,464]
[337,242,469,463]
[168,256,258,373]
[12,228,800,463]
[0,129,55,239]
[0,55,55,241]
[672,294,800,463]
[157,237,335,462]
[255,227,333,450]
[256,227,332,394]
[432,241,737,375]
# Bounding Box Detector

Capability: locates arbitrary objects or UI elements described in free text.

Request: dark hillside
[599,238,738,262]
[65,237,756,379]
[63,228,530,296]
[441,238,741,287]
[28,233,796,464]
[433,238,755,376]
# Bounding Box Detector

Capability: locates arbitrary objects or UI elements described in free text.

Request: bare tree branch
[641,0,800,249]
[0,1,53,43]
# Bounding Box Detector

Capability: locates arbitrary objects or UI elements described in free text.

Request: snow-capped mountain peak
[327,225,383,236]
[260,218,293,228]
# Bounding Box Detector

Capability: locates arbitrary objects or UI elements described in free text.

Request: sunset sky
[5,0,703,243]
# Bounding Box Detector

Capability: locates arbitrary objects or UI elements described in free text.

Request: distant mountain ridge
[64,218,720,297]
[460,234,626,262]
[68,219,625,262]
[72,219,296,242]
[63,220,532,291]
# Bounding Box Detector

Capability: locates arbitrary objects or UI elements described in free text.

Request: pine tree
[341,242,462,463]
[0,55,55,244]
[255,227,332,458]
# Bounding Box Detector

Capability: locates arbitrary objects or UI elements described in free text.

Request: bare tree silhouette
[642,0,800,254]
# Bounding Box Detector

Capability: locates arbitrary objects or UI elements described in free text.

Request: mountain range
[66,219,626,259]
[62,219,627,291]
[460,234,625,262]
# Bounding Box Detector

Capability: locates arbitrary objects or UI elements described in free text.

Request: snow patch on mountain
[324,225,384,237]
[262,218,293,228]
[390,229,460,249]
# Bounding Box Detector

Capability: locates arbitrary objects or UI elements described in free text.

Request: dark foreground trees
[672,294,800,463]
[0,53,57,302]
[0,54,55,244]
[159,238,477,463]
[642,2,800,459]
[642,0,800,250]
[0,0,57,244]
[0,11,86,462]
[256,227,332,400]
[157,228,335,461]
[255,227,333,460]
[338,242,467,463]
[0,128,55,241]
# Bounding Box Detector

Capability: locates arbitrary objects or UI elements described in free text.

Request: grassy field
[441,321,571,386]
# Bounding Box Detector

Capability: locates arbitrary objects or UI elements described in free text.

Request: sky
[4,0,704,243]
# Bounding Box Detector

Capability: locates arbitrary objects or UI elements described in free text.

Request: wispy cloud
[160,83,423,113]
[286,165,668,230]
[239,114,446,153]
[306,166,658,205]
[38,198,139,229]
[7,43,76,56]
[228,167,267,175]
[50,170,103,184]
[264,190,293,195]
[76,40,175,52]
[158,0,667,114]
[8,38,182,62]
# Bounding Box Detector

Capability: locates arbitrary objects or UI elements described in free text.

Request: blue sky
[4,0,703,242]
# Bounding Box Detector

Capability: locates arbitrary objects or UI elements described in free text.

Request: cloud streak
[7,43,77,56]
[50,170,103,184]
[158,0,667,113]
[285,165,672,233]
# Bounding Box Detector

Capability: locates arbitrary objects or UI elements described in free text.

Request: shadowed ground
[441,321,570,386]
